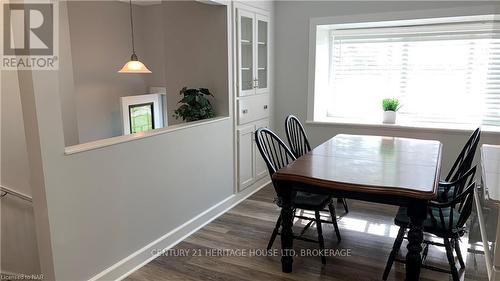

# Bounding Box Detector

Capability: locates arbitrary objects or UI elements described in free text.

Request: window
[120,93,165,135]
[310,16,500,129]
[129,103,155,134]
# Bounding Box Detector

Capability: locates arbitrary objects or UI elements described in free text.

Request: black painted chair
[383,166,477,281]
[255,127,341,265]
[438,128,480,202]
[285,115,349,213]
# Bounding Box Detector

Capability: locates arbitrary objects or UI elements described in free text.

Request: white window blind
[314,19,500,127]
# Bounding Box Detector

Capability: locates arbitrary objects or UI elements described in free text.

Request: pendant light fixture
[118,0,151,73]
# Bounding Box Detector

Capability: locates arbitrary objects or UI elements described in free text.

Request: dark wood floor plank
[125,185,487,281]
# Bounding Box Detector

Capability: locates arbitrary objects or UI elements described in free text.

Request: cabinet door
[237,125,255,191]
[237,9,256,97]
[254,120,270,180]
[255,14,269,94]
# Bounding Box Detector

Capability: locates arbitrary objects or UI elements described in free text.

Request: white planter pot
[383,111,397,124]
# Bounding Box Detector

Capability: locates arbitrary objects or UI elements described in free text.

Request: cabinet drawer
[237,94,269,125]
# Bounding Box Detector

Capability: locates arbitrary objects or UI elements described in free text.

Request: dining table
[272,134,442,281]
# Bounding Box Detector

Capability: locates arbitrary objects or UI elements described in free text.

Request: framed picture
[120,93,164,135]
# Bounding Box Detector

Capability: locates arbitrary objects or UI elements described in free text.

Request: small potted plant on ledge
[382,98,401,124]
[174,87,216,122]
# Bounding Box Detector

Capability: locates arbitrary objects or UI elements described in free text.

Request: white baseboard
[87,179,270,281]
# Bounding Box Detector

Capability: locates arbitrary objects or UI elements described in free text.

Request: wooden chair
[438,128,480,201]
[255,127,341,264]
[285,115,349,213]
[383,166,477,281]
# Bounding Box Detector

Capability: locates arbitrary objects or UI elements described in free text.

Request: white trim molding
[306,120,500,136]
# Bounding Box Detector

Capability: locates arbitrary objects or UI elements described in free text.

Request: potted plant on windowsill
[382,98,401,124]
[174,87,216,122]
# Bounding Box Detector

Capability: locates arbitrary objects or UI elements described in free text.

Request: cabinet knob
[242,109,248,114]
[263,105,268,109]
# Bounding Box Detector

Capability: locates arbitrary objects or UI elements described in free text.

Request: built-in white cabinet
[237,121,269,191]
[234,4,271,193]
[237,9,269,96]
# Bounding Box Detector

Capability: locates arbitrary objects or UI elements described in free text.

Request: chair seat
[294,192,331,210]
[394,207,461,236]
[276,192,331,210]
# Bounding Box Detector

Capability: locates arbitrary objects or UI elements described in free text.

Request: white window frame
[120,93,165,135]
[307,13,500,133]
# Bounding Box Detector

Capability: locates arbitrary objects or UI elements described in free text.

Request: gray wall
[16,1,236,280]
[68,1,151,143]
[160,1,229,124]
[1,71,40,275]
[2,1,254,279]
[274,1,500,174]
[67,1,228,143]
[1,72,31,195]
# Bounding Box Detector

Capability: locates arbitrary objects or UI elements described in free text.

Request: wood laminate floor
[126,185,488,281]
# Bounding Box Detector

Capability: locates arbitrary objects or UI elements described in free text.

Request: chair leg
[267,214,282,250]
[382,227,406,281]
[342,198,349,214]
[328,202,342,242]
[421,243,430,263]
[444,238,460,281]
[299,219,314,237]
[454,238,466,269]
[314,211,327,265]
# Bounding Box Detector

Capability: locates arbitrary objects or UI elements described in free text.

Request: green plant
[382,98,402,112]
[174,87,216,122]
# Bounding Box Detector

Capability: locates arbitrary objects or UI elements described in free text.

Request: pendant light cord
[129,0,136,55]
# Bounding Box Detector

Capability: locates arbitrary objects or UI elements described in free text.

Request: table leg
[406,200,427,281]
[279,185,295,273]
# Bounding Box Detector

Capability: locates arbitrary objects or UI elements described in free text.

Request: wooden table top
[273,134,442,200]
[481,145,500,205]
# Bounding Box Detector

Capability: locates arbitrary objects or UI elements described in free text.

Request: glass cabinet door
[256,15,269,94]
[238,10,255,96]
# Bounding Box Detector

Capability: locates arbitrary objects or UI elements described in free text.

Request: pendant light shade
[119,0,151,74]
[119,53,152,73]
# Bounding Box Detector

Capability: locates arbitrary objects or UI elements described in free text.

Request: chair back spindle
[451,166,476,199]
[285,115,312,158]
[255,128,296,177]
[445,128,481,182]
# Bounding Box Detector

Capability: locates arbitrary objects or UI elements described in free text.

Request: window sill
[64,116,230,155]
[306,118,500,136]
